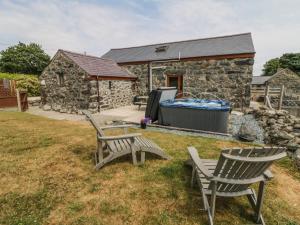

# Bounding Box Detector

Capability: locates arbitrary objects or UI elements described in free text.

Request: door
[167,75,183,98]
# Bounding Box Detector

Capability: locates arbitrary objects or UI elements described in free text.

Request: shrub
[0,73,40,96]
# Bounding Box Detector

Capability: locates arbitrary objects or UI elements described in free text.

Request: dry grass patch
[0,112,299,225]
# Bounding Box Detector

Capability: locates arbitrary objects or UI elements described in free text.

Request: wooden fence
[0,79,28,111]
[251,84,300,111]
[0,79,18,108]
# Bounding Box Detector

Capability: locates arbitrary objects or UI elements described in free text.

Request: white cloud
[0,0,299,75]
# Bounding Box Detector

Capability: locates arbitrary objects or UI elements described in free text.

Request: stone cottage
[102,33,255,108]
[40,50,136,113]
[252,68,300,95]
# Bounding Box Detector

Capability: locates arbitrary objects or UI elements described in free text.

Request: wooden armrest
[98,133,142,141]
[99,125,135,130]
[263,170,274,180]
[188,146,213,179]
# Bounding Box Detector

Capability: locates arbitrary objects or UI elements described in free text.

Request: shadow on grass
[154,160,260,225]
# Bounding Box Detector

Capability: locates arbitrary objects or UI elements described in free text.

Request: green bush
[0,73,40,96]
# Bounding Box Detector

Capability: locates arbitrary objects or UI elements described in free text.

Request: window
[57,73,64,86]
[131,82,136,91]
[109,81,112,90]
[155,45,168,52]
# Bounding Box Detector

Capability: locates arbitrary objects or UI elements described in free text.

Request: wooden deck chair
[188,146,286,225]
[82,110,171,169]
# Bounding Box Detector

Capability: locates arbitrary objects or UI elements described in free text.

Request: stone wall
[122,57,254,108]
[40,52,91,113]
[88,80,135,112]
[249,106,300,168]
[122,64,149,96]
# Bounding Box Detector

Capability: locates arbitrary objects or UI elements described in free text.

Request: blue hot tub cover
[160,98,230,111]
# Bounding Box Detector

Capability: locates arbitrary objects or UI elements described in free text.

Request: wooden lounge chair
[82,110,171,169]
[188,146,286,225]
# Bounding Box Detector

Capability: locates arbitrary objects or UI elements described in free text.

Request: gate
[19,90,28,111]
[0,79,17,108]
[0,79,28,111]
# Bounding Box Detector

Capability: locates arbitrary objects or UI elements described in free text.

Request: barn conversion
[103,33,255,108]
[40,33,255,113]
[40,50,136,113]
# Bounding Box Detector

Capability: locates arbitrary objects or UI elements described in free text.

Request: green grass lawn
[0,112,299,225]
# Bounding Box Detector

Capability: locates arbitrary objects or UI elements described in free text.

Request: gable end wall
[40,51,91,113]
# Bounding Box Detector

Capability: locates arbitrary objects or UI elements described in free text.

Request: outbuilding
[252,68,300,95]
[40,49,136,113]
[103,33,255,108]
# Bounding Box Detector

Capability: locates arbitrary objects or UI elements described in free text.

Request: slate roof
[251,76,272,85]
[59,50,136,78]
[102,33,255,63]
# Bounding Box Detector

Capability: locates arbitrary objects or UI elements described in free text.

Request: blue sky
[0,0,300,75]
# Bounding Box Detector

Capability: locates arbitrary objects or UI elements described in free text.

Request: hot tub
[158,99,230,133]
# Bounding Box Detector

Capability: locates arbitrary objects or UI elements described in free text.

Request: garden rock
[294,149,300,168]
[43,104,51,111]
[277,131,294,140]
[238,123,256,142]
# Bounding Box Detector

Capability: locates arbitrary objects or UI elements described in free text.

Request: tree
[0,42,50,75]
[279,53,300,73]
[262,53,300,76]
[262,58,280,76]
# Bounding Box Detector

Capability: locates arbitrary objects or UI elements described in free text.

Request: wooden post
[16,89,21,111]
[264,84,269,106]
[278,85,284,110]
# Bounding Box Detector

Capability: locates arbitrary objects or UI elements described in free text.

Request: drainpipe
[96,76,100,113]
[148,62,153,93]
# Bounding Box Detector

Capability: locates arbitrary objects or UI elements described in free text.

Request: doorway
[167,75,183,98]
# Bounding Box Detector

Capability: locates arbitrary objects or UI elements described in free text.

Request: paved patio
[26,105,145,125]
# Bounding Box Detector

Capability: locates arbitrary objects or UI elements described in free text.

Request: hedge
[0,73,40,96]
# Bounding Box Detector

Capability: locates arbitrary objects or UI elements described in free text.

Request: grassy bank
[0,112,299,225]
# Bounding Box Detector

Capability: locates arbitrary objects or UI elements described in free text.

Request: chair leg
[210,181,217,220]
[130,139,138,165]
[97,139,103,165]
[202,193,214,225]
[247,185,266,225]
[95,150,133,170]
[142,147,171,160]
[256,181,266,224]
[131,148,138,165]
[95,152,114,170]
[140,151,145,164]
[191,166,196,188]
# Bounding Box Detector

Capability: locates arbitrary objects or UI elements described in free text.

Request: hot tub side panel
[158,106,229,133]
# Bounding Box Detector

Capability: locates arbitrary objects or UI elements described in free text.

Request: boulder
[267,118,276,125]
[277,131,294,140]
[287,141,300,152]
[294,149,300,169]
[284,126,294,132]
[276,110,288,116]
[59,108,67,113]
[43,104,51,111]
[238,123,257,142]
